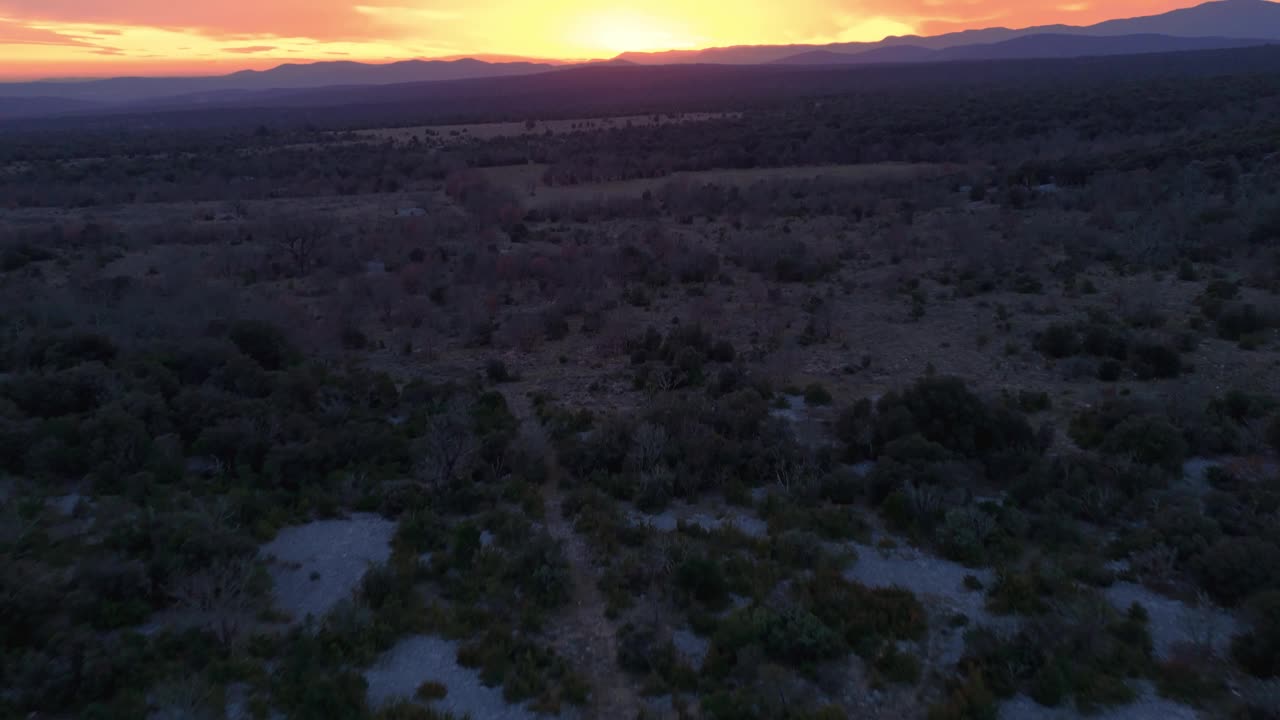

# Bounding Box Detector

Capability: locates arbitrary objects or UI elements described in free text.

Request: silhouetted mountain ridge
[773,33,1276,65]
[0,58,560,103]
[1,0,1278,116]
[623,0,1280,65]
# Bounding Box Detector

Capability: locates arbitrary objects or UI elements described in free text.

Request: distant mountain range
[619,0,1280,65]
[772,33,1274,65]
[0,59,561,104]
[9,44,1280,132]
[0,0,1278,119]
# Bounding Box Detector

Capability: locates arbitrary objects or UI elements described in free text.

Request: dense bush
[866,376,1036,472]
[1232,591,1280,677]
[1193,537,1280,606]
[1070,402,1186,473]
[955,597,1153,713]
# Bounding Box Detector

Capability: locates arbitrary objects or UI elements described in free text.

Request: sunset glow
[0,1,1221,79]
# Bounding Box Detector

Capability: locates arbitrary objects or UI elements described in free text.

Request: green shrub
[1216,303,1270,341]
[227,320,297,371]
[1232,590,1280,677]
[1097,360,1123,382]
[1100,416,1186,472]
[803,383,833,406]
[986,569,1051,615]
[1036,323,1080,359]
[675,556,730,611]
[1195,539,1280,606]
[485,359,511,383]
[1155,659,1226,706]
[800,571,927,644]
[713,605,842,666]
[874,645,923,684]
[872,376,1035,469]
[1129,342,1181,380]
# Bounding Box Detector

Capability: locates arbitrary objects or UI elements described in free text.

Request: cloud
[0,0,1209,78]
[0,18,101,45]
[354,5,462,22]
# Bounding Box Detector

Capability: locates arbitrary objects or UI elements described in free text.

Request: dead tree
[415,397,478,490]
[268,215,332,276]
[168,555,255,646]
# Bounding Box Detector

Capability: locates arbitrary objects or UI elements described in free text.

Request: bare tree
[268,215,332,276]
[168,555,256,646]
[1179,591,1227,659]
[629,423,668,473]
[150,676,219,720]
[415,397,478,490]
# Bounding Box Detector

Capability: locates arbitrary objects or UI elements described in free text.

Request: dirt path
[502,388,641,720]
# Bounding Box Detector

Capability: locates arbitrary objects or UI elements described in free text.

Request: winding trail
[502,388,641,720]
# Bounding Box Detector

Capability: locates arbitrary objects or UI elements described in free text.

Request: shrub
[873,376,1034,465]
[227,320,297,371]
[675,556,730,611]
[485,359,511,383]
[874,645,923,684]
[803,383,833,406]
[339,326,368,350]
[1036,323,1080,359]
[1194,538,1280,606]
[415,680,448,701]
[1102,415,1186,472]
[1155,659,1226,706]
[1216,303,1270,341]
[986,569,1052,615]
[1129,342,1181,380]
[713,605,842,666]
[927,670,997,720]
[1096,360,1123,382]
[1232,591,1280,678]
[800,571,927,644]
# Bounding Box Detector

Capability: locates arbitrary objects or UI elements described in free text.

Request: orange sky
[0,0,1210,80]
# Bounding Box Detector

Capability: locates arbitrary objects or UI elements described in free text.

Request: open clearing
[341,112,739,145]
[365,635,545,719]
[259,513,396,623]
[478,161,945,209]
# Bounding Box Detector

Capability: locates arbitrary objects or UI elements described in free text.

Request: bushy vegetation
[7,42,1280,720]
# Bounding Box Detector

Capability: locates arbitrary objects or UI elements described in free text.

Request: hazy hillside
[2,0,1279,119]
[774,33,1275,65]
[9,44,1280,129]
[621,0,1280,65]
[0,58,560,104]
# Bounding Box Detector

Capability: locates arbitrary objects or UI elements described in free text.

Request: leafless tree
[168,555,256,646]
[903,479,945,524]
[150,676,219,720]
[1129,543,1179,587]
[415,397,478,490]
[629,423,668,473]
[1179,591,1227,659]
[269,215,332,276]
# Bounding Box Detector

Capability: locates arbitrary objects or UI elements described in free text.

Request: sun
[571,10,699,54]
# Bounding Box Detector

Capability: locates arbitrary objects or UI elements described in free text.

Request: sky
[0,0,1212,80]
